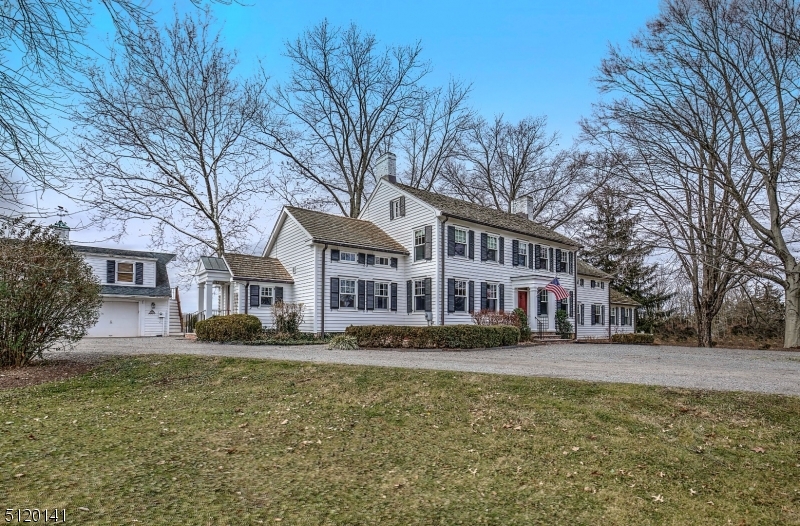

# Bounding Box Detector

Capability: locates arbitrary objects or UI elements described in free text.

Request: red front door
[517,290,528,315]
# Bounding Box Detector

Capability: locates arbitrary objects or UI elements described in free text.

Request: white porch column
[206,282,213,318]
[198,282,206,315]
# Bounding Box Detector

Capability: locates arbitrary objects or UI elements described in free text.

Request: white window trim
[517,241,528,266]
[413,279,426,312]
[260,286,274,307]
[339,278,357,309]
[375,256,390,267]
[454,279,468,312]
[115,260,136,284]
[391,199,401,219]
[375,281,390,310]
[485,234,499,262]
[339,251,358,263]
[413,228,427,263]
[538,246,549,270]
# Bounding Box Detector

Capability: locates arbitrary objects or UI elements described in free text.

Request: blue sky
[23,0,661,306]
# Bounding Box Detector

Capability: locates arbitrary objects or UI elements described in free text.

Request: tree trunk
[785,274,800,348]
[695,310,713,348]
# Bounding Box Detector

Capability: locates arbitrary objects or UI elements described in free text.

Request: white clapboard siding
[142,298,170,336]
[83,254,157,287]
[241,282,293,328]
[266,213,313,332]
[575,276,609,339]
[610,305,637,335]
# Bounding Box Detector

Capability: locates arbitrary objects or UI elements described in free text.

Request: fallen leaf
[14,473,24,478]
[751,446,765,453]
[78,507,90,512]
[652,494,664,503]
[572,446,580,451]
[280,419,288,425]
[238,422,248,428]
[690,489,698,496]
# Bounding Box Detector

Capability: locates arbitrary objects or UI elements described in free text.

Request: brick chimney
[375,152,397,183]
[511,196,534,220]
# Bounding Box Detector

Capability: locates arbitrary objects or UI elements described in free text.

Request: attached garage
[87,300,140,338]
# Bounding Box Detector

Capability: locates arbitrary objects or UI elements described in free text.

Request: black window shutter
[447,278,455,313]
[528,243,534,269]
[555,249,561,273]
[591,280,595,289]
[480,233,488,261]
[468,281,475,314]
[468,230,475,260]
[331,249,340,262]
[357,280,366,310]
[480,282,487,310]
[569,291,574,318]
[549,247,554,272]
[447,225,455,256]
[601,305,606,325]
[358,252,366,265]
[134,262,144,285]
[498,237,505,265]
[534,245,541,269]
[275,286,284,303]
[568,252,574,275]
[250,284,260,308]
[537,290,542,315]
[390,257,398,268]
[406,280,412,314]
[367,254,375,266]
[390,283,398,311]
[389,200,394,220]
[399,196,406,217]
[106,260,116,283]
[424,226,432,260]
[499,284,505,311]
[366,281,374,310]
[330,278,339,309]
[591,304,596,325]
[512,240,519,266]
[424,277,432,312]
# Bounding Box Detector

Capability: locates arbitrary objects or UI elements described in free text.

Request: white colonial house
[71,244,180,337]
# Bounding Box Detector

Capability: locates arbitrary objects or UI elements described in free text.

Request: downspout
[608,283,612,340]
[440,215,448,325]
[244,281,249,314]
[321,244,327,336]
[574,251,578,341]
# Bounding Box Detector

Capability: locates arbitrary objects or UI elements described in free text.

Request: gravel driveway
[62,338,800,396]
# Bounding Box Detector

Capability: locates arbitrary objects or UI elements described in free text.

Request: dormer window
[117,262,134,283]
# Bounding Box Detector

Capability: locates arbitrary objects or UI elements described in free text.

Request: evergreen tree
[579,186,670,332]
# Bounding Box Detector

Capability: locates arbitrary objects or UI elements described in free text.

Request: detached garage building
[72,245,177,337]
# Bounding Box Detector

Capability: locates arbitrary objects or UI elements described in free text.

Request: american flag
[544,278,569,301]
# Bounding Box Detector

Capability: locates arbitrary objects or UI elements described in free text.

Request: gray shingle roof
[223,253,293,283]
[576,259,613,280]
[71,245,175,298]
[200,256,228,271]
[393,183,580,247]
[610,289,641,306]
[287,206,408,254]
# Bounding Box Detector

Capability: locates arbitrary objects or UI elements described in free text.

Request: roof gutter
[435,215,582,249]
[311,239,409,256]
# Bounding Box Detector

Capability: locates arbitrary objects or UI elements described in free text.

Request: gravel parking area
[60,338,800,396]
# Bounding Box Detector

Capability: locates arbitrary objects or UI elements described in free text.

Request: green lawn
[2,355,799,525]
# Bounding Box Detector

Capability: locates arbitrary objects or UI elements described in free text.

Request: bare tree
[397,78,473,191]
[74,10,269,265]
[591,0,800,348]
[441,115,601,229]
[257,20,429,217]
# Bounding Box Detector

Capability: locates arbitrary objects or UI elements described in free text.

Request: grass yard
[2,356,799,525]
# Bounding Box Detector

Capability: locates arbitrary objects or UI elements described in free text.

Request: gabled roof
[576,259,613,280]
[610,289,641,306]
[71,245,175,297]
[223,253,293,283]
[286,206,408,255]
[392,182,580,248]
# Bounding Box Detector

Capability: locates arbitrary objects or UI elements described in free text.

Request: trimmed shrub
[328,334,359,350]
[344,325,520,349]
[513,307,531,341]
[555,310,573,339]
[195,314,262,342]
[471,309,520,327]
[611,333,655,345]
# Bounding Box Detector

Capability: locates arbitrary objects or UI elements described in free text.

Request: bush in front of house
[555,310,573,339]
[513,307,531,341]
[611,333,655,344]
[471,309,520,327]
[195,314,263,342]
[272,301,305,335]
[344,325,520,349]
[0,217,103,367]
[328,334,359,350]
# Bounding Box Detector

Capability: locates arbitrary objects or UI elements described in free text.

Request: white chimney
[375,152,397,183]
[52,220,70,242]
[511,196,535,220]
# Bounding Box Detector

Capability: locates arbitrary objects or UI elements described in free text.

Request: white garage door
[87,301,140,337]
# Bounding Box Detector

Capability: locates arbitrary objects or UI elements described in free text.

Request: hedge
[611,333,655,345]
[344,324,520,349]
[195,314,263,342]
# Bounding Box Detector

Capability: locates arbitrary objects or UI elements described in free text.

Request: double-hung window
[454,280,467,312]
[340,279,356,308]
[391,199,401,220]
[375,282,389,310]
[600,281,605,290]
[560,251,568,272]
[454,228,467,256]
[579,278,584,287]
[486,235,498,262]
[376,256,390,266]
[538,247,549,270]
[261,286,273,306]
[486,283,498,311]
[538,289,549,315]
[559,298,568,312]
[414,280,426,311]
[518,242,527,267]
[610,307,617,325]
[593,305,603,325]
[117,262,134,283]
[414,229,426,261]
[340,252,357,263]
